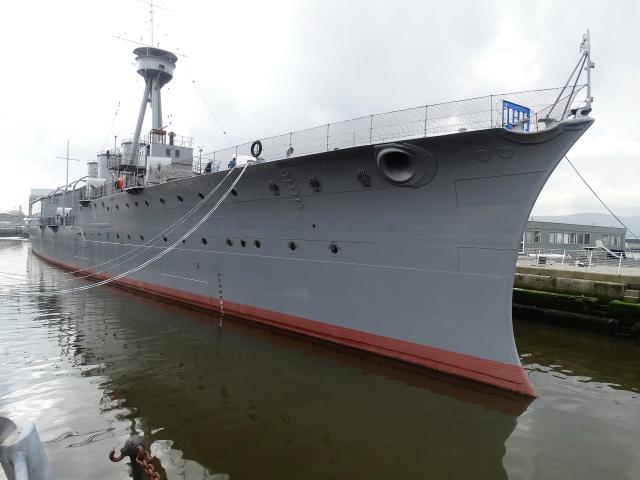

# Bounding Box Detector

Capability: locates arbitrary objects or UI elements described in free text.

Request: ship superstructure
[29,33,596,396]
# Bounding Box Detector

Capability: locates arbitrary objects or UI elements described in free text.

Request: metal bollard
[0,417,53,480]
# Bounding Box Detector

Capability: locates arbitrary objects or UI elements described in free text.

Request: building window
[166,148,171,156]
[525,231,533,243]
[533,231,541,243]
[549,232,556,244]
[602,235,609,245]
[175,149,180,158]
[569,233,577,244]
[584,233,591,244]
[578,233,584,244]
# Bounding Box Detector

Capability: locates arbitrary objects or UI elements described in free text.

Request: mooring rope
[0,164,249,297]
[0,167,236,287]
[565,155,639,240]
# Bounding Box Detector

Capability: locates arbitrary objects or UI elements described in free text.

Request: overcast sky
[1,0,638,217]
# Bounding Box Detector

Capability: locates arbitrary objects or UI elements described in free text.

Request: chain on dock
[109,435,160,480]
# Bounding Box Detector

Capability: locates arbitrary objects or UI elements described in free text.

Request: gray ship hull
[30,117,593,396]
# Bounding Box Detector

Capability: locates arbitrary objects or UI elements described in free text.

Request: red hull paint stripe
[32,249,536,397]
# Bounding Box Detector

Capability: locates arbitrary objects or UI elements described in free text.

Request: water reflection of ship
[28,255,527,479]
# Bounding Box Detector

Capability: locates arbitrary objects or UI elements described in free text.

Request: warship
[29,32,595,396]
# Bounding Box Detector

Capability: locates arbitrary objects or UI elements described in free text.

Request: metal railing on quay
[518,247,640,276]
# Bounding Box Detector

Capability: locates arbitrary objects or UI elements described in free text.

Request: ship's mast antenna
[135,0,170,47]
[55,141,83,186]
[581,29,595,112]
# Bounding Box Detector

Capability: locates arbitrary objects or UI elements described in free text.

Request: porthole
[201,237,208,245]
[106,206,110,211]
[115,204,119,210]
[177,195,183,202]
[240,239,246,248]
[254,240,261,248]
[93,203,97,208]
[312,224,316,229]
[144,200,149,206]
[163,236,167,242]
[197,192,204,200]
[231,189,238,197]
[226,238,233,247]
[182,239,186,244]
[160,198,166,205]
[329,243,339,254]
[101,201,105,207]
[127,234,131,240]
[126,203,130,208]
[98,232,101,237]
[135,201,139,207]
[116,233,120,239]
[288,241,297,251]
[140,235,144,241]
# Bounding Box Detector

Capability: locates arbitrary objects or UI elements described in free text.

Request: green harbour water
[1,238,639,479]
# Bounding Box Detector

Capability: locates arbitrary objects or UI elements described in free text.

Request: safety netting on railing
[196,85,586,173]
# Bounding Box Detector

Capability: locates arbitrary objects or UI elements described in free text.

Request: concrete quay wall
[512,266,640,338]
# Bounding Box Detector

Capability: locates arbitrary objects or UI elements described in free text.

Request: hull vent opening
[308,176,321,192]
[357,169,372,187]
[269,181,280,195]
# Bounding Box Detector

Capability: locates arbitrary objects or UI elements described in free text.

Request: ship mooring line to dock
[57,162,250,293]
[0,165,249,297]
[63,167,238,280]
[565,155,639,240]
[0,167,237,287]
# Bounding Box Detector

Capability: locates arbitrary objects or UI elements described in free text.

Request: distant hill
[530,213,640,238]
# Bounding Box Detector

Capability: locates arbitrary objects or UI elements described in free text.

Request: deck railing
[196,85,587,173]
